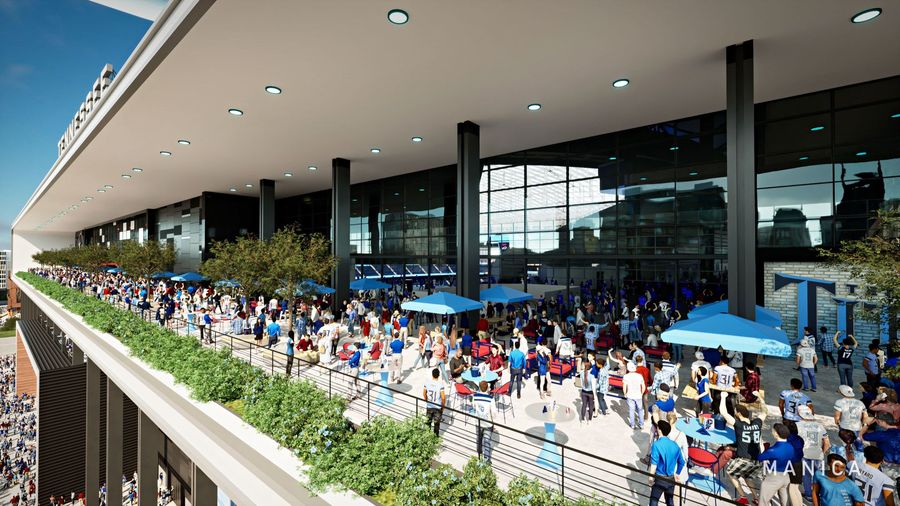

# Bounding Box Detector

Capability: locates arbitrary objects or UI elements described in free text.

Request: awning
[350,278,391,291]
[687,300,782,328]
[401,292,483,315]
[479,286,533,304]
[662,313,792,357]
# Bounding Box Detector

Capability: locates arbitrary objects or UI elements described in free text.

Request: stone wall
[763,261,885,368]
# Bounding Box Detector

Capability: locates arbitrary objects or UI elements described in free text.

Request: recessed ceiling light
[809,125,825,132]
[527,103,542,111]
[418,188,425,192]
[121,174,132,179]
[352,198,358,202]
[104,184,114,189]
[177,139,191,145]
[891,113,900,119]
[799,156,810,161]
[245,184,253,188]
[688,171,699,176]
[132,167,143,172]
[393,192,400,196]
[265,85,282,94]
[228,108,244,116]
[85,196,93,201]
[371,147,381,154]
[308,165,318,171]
[284,172,293,177]
[608,156,617,161]
[640,177,648,181]
[612,78,630,88]
[856,151,868,157]
[411,136,423,143]
[851,8,882,23]
[97,189,106,193]
[160,150,172,156]
[229,188,237,192]
[669,146,679,151]
[387,9,409,25]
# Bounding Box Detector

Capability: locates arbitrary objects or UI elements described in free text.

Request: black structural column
[332,158,351,303]
[259,179,275,240]
[137,411,163,506]
[726,41,756,321]
[457,121,481,313]
[106,379,124,506]
[85,359,101,506]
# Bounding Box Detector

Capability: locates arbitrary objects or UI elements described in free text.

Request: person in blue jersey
[648,420,685,506]
[780,378,814,423]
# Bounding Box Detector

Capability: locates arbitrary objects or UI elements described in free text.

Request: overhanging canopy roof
[14,0,900,234]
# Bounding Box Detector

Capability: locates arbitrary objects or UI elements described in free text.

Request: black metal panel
[123,394,138,479]
[18,295,71,371]
[37,363,87,506]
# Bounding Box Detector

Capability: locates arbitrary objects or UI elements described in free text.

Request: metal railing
[68,284,738,506]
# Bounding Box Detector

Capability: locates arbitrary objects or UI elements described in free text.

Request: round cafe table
[460,369,499,385]
[675,418,735,446]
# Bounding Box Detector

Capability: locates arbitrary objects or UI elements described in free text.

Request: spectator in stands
[812,454,865,506]
[623,362,646,430]
[648,420,685,506]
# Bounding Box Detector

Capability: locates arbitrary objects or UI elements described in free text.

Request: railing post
[328,368,332,399]
[476,417,482,459]
[367,381,371,420]
[560,445,565,498]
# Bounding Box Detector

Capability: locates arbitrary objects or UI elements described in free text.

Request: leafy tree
[820,208,900,333]
[202,227,336,329]
[116,240,176,282]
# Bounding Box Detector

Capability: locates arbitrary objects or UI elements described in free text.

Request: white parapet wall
[10,231,73,273]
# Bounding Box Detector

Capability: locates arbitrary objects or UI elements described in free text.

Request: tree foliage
[116,240,176,281]
[202,227,337,327]
[32,244,117,272]
[820,208,900,331]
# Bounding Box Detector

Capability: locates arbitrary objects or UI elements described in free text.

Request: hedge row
[19,272,613,506]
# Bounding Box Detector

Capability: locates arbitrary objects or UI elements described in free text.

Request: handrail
[46,276,740,506]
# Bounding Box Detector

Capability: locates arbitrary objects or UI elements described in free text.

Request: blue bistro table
[461,369,499,385]
[675,418,735,446]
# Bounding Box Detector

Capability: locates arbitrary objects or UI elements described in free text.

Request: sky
[0,0,151,250]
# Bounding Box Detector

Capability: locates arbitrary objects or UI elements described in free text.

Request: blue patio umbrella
[171,272,209,283]
[401,292,483,315]
[105,267,123,274]
[280,279,335,296]
[479,285,533,304]
[350,278,391,291]
[688,299,782,328]
[150,271,177,279]
[214,279,241,288]
[661,313,792,357]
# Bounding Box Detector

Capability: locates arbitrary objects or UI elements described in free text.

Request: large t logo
[774,273,836,342]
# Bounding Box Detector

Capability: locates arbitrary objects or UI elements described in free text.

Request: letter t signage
[774,273,836,342]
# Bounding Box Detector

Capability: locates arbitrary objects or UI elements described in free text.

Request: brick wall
[16,328,37,398]
[763,261,884,368]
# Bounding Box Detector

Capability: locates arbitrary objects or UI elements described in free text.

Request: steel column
[332,158,351,304]
[457,121,481,321]
[259,179,275,240]
[106,379,124,506]
[86,359,101,506]
[726,41,756,321]
[138,411,163,506]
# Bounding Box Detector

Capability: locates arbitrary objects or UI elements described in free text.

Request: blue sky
[0,0,150,249]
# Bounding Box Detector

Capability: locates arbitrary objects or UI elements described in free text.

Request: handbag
[681,384,699,400]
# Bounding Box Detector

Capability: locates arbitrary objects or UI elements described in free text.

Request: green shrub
[309,415,439,495]
[503,475,555,506]
[396,464,463,506]
[460,458,503,506]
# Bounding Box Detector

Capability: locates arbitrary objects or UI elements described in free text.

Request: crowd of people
[0,356,36,506]
[25,266,900,506]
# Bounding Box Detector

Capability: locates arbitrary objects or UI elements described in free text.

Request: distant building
[0,249,9,292]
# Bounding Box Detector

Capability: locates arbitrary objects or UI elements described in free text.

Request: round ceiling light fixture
[229,188,237,192]
[228,108,244,116]
[97,189,106,193]
[177,139,191,145]
[104,184,114,189]
[308,165,318,171]
[245,183,253,188]
[851,8,882,23]
[85,196,93,201]
[387,9,409,25]
[411,136,423,143]
[527,103,542,111]
[160,150,172,156]
[121,174,132,179]
[132,167,143,172]
[612,78,630,88]
[689,171,699,176]
[371,147,381,154]
[265,85,282,94]
[284,172,293,177]
[809,125,825,132]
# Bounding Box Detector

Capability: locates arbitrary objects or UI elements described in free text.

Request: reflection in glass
[757,183,833,221]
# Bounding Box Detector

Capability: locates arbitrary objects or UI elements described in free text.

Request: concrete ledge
[13,274,362,506]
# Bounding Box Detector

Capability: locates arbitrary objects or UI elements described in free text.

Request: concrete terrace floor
[186,317,854,504]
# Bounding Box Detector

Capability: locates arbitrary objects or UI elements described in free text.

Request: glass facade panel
[525,182,566,209]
